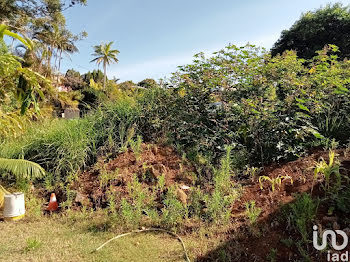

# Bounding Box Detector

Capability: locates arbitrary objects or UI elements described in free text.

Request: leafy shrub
[120,175,157,227]
[161,186,187,228]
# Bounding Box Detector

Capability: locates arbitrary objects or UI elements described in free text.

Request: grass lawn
[0,216,200,262]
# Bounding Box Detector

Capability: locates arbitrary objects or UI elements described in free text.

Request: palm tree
[57,35,78,72]
[90,42,119,89]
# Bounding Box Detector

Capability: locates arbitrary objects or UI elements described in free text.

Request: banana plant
[0,24,33,50]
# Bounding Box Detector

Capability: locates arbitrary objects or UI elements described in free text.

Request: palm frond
[0,158,46,180]
[0,185,10,210]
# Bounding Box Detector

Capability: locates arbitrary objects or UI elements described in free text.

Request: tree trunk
[54,49,58,71]
[58,50,63,72]
[103,62,107,90]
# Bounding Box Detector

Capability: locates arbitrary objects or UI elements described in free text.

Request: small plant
[214,145,234,194]
[188,186,205,218]
[245,200,262,225]
[24,238,42,253]
[313,150,342,193]
[259,175,293,192]
[130,135,143,162]
[205,145,240,224]
[161,186,187,228]
[280,238,294,248]
[244,166,261,182]
[266,248,277,262]
[156,174,166,191]
[99,168,119,188]
[121,175,156,227]
[287,193,319,243]
[106,186,117,214]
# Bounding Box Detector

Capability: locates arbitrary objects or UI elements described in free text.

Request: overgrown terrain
[1,2,350,262]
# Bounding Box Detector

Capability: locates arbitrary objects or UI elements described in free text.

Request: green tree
[118,80,137,90]
[90,41,119,90]
[271,3,350,59]
[138,78,159,89]
[0,0,87,25]
[82,69,104,84]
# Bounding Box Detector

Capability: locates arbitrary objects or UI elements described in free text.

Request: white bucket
[3,193,25,220]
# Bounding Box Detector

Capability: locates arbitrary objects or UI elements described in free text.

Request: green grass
[0,217,192,262]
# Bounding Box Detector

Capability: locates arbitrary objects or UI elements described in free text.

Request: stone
[75,191,89,206]
[176,188,187,205]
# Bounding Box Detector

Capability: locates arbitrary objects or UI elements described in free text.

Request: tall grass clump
[0,95,143,185]
[0,118,94,182]
[89,95,141,153]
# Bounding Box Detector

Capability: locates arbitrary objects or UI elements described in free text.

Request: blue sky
[60,0,350,82]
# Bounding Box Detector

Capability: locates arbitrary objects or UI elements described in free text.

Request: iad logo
[313,225,349,261]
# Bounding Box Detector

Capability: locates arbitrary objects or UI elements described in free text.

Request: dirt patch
[69,146,350,261]
[199,149,350,261]
[72,143,195,208]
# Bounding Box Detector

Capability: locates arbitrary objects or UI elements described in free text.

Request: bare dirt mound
[72,143,194,208]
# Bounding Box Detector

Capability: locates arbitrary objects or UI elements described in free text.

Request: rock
[180,185,190,190]
[176,188,187,205]
[75,191,89,206]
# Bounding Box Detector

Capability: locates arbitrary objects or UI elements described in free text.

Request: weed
[119,123,135,152]
[130,135,143,162]
[106,186,117,214]
[245,201,262,225]
[156,174,166,191]
[205,145,240,224]
[286,193,319,243]
[188,186,205,218]
[161,186,187,228]
[280,238,294,248]
[266,248,277,262]
[24,238,42,253]
[100,168,119,188]
[244,166,261,182]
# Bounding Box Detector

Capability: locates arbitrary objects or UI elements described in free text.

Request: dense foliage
[271,3,350,59]
[138,44,350,166]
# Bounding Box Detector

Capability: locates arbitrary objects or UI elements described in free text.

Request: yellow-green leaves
[0,24,33,50]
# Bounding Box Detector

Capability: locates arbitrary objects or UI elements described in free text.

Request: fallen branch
[92,228,191,262]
